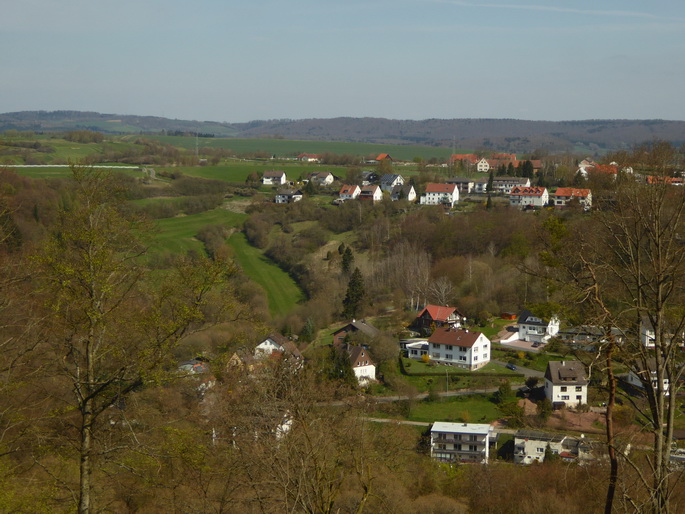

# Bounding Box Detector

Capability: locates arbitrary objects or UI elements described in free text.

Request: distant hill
[2,110,684,153]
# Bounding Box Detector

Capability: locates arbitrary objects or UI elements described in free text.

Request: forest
[1,132,684,513]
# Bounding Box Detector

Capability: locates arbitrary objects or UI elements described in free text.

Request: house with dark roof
[390,184,416,202]
[427,327,490,370]
[262,170,287,186]
[254,333,302,361]
[347,345,376,386]
[518,310,559,344]
[544,360,588,407]
[359,185,382,202]
[333,319,380,346]
[379,173,404,192]
[274,188,303,204]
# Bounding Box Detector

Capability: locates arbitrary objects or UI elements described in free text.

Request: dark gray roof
[544,360,588,385]
[518,309,549,326]
[515,430,565,443]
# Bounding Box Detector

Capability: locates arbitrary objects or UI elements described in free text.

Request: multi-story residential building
[419,183,459,207]
[427,327,490,370]
[544,360,588,407]
[491,177,531,194]
[518,310,559,344]
[431,422,495,464]
[553,187,592,210]
[509,186,549,209]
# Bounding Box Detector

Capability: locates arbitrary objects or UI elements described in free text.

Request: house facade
[427,327,490,370]
[514,430,593,464]
[348,345,376,386]
[380,173,404,192]
[262,170,287,185]
[518,310,559,343]
[359,185,383,202]
[626,359,670,396]
[491,177,530,194]
[390,184,416,202]
[309,171,335,186]
[338,184,361,201]
[509,186,549,209]
[420,183,459,207]
[544,360,588,407]
[414,304,465,332]
[554,188,592,210]
[275,188,303,204]
[431,422,494,464]
[254,333,302,361]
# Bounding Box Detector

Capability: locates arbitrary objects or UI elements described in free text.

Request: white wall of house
[354,364,376,386]
[544,380,587,407]
[431,422,493,464]
[420,189,459,207]
[428,333,490,370]
[519,317,559,343]
[627,370,670,396]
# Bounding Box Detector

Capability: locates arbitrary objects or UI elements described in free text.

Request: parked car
[506,363,517,371]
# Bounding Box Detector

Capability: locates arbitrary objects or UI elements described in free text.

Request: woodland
[0,132,684,513]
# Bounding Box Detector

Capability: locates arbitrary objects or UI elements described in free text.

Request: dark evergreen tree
[341,247,354,274]
[487,170,494,193]
[342,267,365,319]
[486,195,493,210]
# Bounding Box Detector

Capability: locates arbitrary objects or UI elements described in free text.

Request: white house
[297,153,321,163]
[380,173,404,192]
[262,170,287,185]
[404,340,429,360]
[420,183,459,207]
[309,171,335,186]
[348,345,376,386]
[431,422,495,464]
[390,184,416,202]
[517,310,559,344]
[626,359,670,396]
[509,186,549,209]
[254,333,302,361]
[491,177,530,194]
[544,360,588,408]
[427,327,490,370]
[359,185,383,202]
[476,158,491,173]
[553,187,592,210]
[338,184,361,201]
[514,430,593,464]
[274,188,303,204]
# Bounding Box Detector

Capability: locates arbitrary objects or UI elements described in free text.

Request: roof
[518,310,549,326]
[359,185,380,195]
[432,422,492,435]
[380,173,402,183]
[515,429,565,443]
[428,327,483,348]
[424,183,458,194]
[263,170,285,178]
[348,345,375,368]
[544,361,589,386]
[333,319,380,339]
[555,187,591,198]
[449,154,479,164]
[510,186,547,197]
[375,153,392,161]
[276,188,302,196]
[418,304,460,323]
[339,184,360,195]
[493,177,530,184]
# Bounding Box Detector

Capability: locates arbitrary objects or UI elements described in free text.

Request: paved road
[491,359,544,379]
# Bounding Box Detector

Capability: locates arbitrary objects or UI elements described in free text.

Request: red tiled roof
[428,327,482,348]
[450,154,479,164]
[419,304,458,322]
[339,185,359,195]
[510,186,547,197]
[425,183,458,194]
[376,153,392,161]
[589,164,618,174]
[554,188,590,198]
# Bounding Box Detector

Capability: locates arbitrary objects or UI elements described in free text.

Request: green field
[227,232,305,317]
[145,135,459,161]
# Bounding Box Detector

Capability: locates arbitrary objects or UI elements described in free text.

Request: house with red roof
[553,187,592,210]
[375,153,393,162]
[415,304,465,332]
[419,183,459,207]
[338,184,361,201]
[449,154,480,166]
[509,186,549,209]
[427,327,490,370]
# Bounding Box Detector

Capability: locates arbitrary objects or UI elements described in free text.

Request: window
[561,395,569,400]
[560,386,567,392]
[446,354,453,360]
[432,352,440,358]
[469,435,478,441]
[473,356,478,361]
[459,356,466,361]
[575,386,582,392]
[576,395,582,401]
[537,447,544,453]
[432,343,440,349]
[469,445,478,452]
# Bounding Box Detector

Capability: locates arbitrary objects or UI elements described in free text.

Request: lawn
[405,394,501,424]
[227,231,305,318]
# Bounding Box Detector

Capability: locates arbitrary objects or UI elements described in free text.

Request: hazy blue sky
[2,0,684,122]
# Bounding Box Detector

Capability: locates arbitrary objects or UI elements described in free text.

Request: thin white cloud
[429,0,685,22]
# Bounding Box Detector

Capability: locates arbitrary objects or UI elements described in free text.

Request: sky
[2,0,685,122]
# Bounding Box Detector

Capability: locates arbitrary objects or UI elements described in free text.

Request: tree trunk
[604,340,618,514]
[78,404,93,514]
